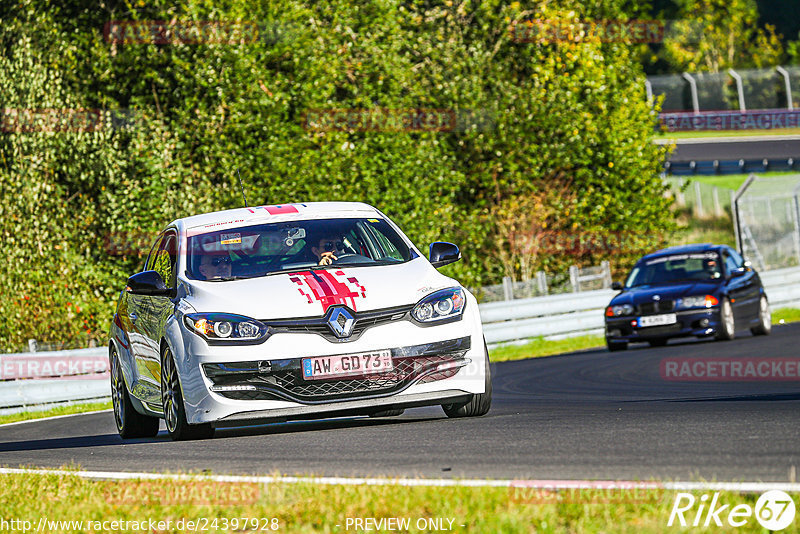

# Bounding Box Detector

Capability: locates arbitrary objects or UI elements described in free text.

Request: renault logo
[327,307,355,338]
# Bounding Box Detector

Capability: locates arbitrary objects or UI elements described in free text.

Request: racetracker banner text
[660,109,800,132]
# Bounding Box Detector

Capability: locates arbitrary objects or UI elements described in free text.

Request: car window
[723,250,740,276]
[144,234,164,272]
[728,249,744,268]
[152,232,177,288]
[186,218,412,281]
[626,252,721,287]
[365,222,405,261]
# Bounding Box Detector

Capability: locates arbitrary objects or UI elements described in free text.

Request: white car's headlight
[411,288,466,324]
[185,313,270,344]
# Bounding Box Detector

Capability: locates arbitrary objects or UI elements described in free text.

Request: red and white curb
[1,467,799,493]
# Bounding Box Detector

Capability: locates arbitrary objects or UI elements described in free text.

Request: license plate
[638,313,677,327]
[302,350,393,381]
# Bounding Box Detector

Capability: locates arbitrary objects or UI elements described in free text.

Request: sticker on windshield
[646,252,717,265]
[220,233,242,245]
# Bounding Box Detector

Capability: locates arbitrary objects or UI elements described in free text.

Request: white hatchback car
[109,202,491,440]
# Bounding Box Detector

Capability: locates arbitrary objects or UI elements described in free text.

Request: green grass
[670,212,737,249]
[0,470,790,533]
[654,127,800,140]
[490,335,605,362]
[0,401,111,426]
[688,171,799,192]
[775,308,800,324]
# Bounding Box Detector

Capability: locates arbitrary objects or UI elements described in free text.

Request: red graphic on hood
[289,270,366,313]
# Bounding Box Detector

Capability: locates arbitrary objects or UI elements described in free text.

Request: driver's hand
[318,252,337,266]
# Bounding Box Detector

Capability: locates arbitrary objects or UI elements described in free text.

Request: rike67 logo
[669,490,795,530]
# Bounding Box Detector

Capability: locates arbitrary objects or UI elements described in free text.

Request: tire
[161,345,214,441]
[442,341,492,418]
[110,348,159,439]
[716,298,736,341]
[369,408,405,417]
[606,338,628,352]
[648,339,668,347]
[750,295,772,336]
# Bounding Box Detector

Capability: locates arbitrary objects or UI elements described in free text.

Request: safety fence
[473,262,612,302]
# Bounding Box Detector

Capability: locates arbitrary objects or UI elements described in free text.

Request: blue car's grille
[637,300,675,315]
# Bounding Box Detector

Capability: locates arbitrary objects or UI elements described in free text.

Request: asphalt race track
[668,136,800,162]
[2,324,800,482]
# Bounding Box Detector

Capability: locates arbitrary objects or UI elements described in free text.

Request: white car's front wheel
[111,348,159,439]
[442,342,492,418]
[161,345,214,441]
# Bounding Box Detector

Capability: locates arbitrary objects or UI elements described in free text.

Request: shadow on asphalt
[214,415,444,439]
[0,416,448,451]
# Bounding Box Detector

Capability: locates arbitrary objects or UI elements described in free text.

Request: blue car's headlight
[605,304,634,317]
[185,313,270,344]
[678,295,719,309]
[411,288,466,324]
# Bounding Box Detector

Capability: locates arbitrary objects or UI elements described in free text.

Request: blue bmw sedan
[604,244,772,351]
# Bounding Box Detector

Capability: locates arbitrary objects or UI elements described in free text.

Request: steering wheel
[332,253,375,265]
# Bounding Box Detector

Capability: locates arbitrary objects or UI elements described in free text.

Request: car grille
[203,336,471,403]
[263,304,413,343]
[637,300,675,315]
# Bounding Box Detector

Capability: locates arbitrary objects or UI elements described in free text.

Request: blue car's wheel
[716,299,735,341]
[751,296,772,336]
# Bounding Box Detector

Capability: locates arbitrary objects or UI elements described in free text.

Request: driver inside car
[311,235,347,266]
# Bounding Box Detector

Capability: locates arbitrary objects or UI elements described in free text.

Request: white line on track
[0,409,112,427]
[654,134,800,145]
[1,467,799,493]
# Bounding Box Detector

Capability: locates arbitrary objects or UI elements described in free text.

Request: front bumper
[605,308,720,343]
[172,307,487,425]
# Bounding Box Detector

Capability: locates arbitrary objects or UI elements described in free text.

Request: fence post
[794,193,800,266]
[502,276,513,301]
[676,178,685,206]
[27,339,37,353]
[712,187,722,217]
[601,260,612,288]
[694,181,704,217]
[569,265,580,293]
[535,271,548,295]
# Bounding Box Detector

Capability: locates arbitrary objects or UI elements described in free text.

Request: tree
[661,0,782,72]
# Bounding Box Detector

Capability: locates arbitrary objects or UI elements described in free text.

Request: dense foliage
[0,0,673,350]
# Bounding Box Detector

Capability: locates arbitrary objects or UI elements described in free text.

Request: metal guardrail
[1,268,799,413]
[0,348,109,414]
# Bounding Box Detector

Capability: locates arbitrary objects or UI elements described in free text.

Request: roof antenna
[236,168,248,207]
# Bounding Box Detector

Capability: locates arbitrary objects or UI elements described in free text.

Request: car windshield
[186,217,412,281]
[625,252,722,288]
